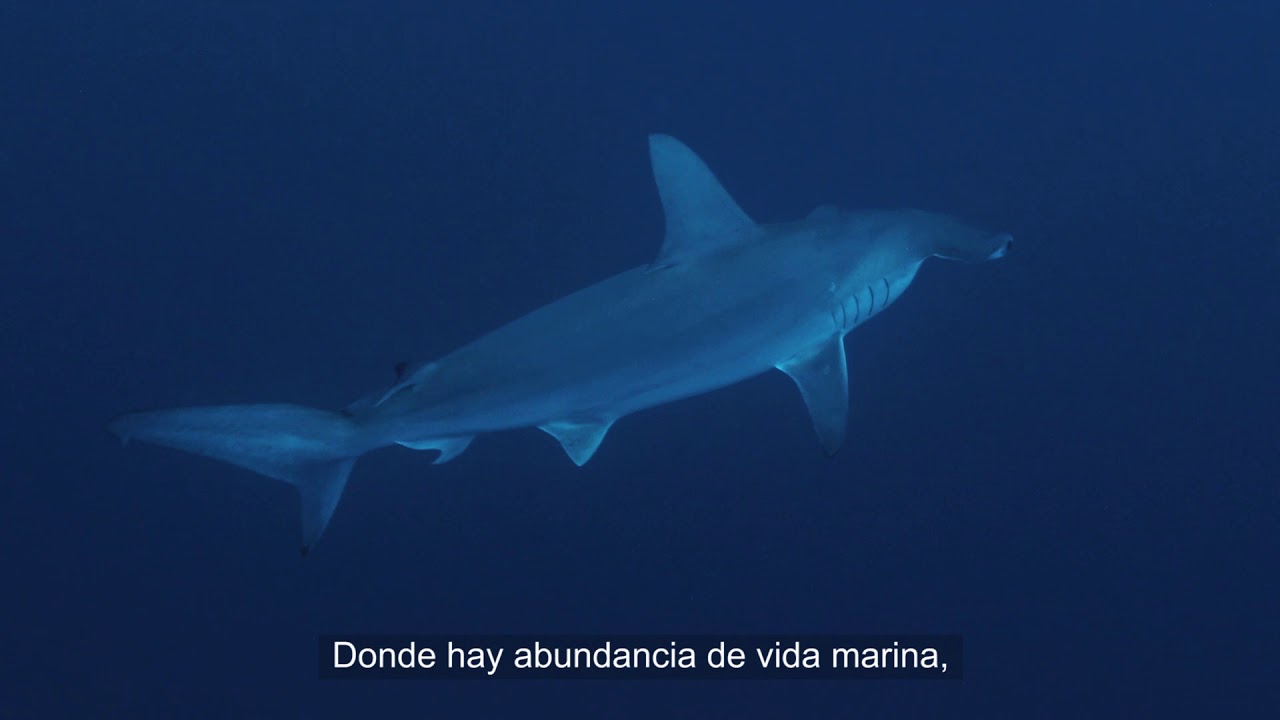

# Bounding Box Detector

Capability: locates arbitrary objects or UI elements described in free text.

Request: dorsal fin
[648,134,759,268]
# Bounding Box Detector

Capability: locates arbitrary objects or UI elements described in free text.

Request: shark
[109,135,1011,552]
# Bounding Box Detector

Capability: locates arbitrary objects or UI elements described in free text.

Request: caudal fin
[108,404,364,553]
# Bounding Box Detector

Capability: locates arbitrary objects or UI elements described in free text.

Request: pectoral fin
[539,418,615,466]
[777,337,849,456]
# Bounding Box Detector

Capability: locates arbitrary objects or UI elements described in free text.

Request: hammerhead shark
[110,135,1011,552]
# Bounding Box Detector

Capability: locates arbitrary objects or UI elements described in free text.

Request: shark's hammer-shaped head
[819,208,1011,267]
[900,209,1013,263]
[806,207,1011,299]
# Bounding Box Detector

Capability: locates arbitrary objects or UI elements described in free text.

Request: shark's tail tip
[106,403,361,550]
[987,234,1014,260]
[107,415,132,446]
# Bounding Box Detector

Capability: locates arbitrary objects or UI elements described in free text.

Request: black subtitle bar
[319,634,962,680]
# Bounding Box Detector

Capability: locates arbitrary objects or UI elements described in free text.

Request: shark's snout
[917,213,1014,263]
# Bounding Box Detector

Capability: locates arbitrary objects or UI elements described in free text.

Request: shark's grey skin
[110,135,1010,552]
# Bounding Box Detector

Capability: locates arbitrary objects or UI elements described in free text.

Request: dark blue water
[3,1,1277,715]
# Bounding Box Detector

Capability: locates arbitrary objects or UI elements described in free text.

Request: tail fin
[108,404,364,553]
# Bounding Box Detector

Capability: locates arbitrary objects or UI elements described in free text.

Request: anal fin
[539,418,615,466]
[396,436,474,464]
[777,336,849,456]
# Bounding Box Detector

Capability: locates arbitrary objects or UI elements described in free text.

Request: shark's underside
[110,135,1010,551]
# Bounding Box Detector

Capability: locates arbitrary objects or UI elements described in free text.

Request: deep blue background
[3,0,1277,716]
